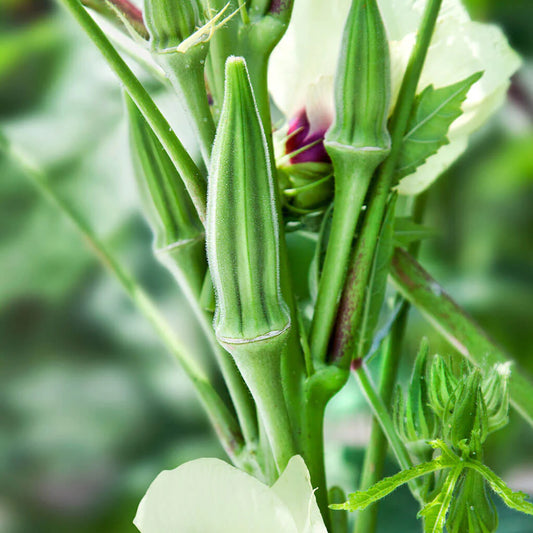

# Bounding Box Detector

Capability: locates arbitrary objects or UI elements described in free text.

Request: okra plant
[4,0,533,531]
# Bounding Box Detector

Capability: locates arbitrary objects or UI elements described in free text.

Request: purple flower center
[286,109,331,165]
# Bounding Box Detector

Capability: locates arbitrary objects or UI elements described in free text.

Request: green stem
[331,0,443,364]
[329,486,349,533]
[353,303,409,533]
[3,138,247,466]
[302,388,331,531]
[198,309,259,445]
[155,51,216,165]
[310,168,374,366]
[353,364,423,502]
[204,0,240,119]
[232,345,296,474]
[354,194,428,533]
[58,0,207,222]
[390,247,533,428]
[301,365,349,530]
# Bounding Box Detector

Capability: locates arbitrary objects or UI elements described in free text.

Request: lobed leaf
[332,455,456,512]
[466,461,533,516]
[396,71,483,179]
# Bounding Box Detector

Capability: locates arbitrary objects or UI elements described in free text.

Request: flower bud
[444,369,488,453]
[406,340,436,439]
[144,0,201,51]
[393,340,436,459]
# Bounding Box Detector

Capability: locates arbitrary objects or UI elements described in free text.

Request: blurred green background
[0,1,532,532]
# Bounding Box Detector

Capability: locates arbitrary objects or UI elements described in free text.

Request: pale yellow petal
[269,0,350,118]
[271,456,328,533]
[134,458,298,533]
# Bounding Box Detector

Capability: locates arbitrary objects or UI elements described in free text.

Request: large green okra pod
[207,56,294,473]
[127,95,260,451]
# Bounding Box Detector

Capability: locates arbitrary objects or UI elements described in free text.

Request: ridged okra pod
[310,0,391,365]
[126,94,206,299]
[144,0,216,164]
[127,95,259,450]
[206,56,294,473]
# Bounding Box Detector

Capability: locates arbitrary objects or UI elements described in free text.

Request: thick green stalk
[155,51,216,165]
[302,379,330,531]
[390,248,533,428]
[310,169,376,365]
[301,365,350,530]
[2,137,245,466]
[354,194,428,533]
[331,0,443,365]
[353,303,409,533]
[58,0,207,221]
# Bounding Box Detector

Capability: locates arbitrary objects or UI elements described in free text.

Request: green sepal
[396,71,483,180]
[279,162,334,213]
[482,363,511,434]
[447,470,498,533]
[126,94,206,296]
[428,355,458,419]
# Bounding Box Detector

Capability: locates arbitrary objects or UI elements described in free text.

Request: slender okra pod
[309,0,391,366]
[207,56,295,473]
[126,94,206,298]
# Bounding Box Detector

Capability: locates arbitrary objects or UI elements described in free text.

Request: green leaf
[396,72,483,179]
[418,465,464,533]
[393,217,438,247]
[332,455,455,512]
[466,461,533,516]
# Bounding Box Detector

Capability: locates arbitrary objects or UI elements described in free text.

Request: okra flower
[269,0,521,194]
[134,455,327,533]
